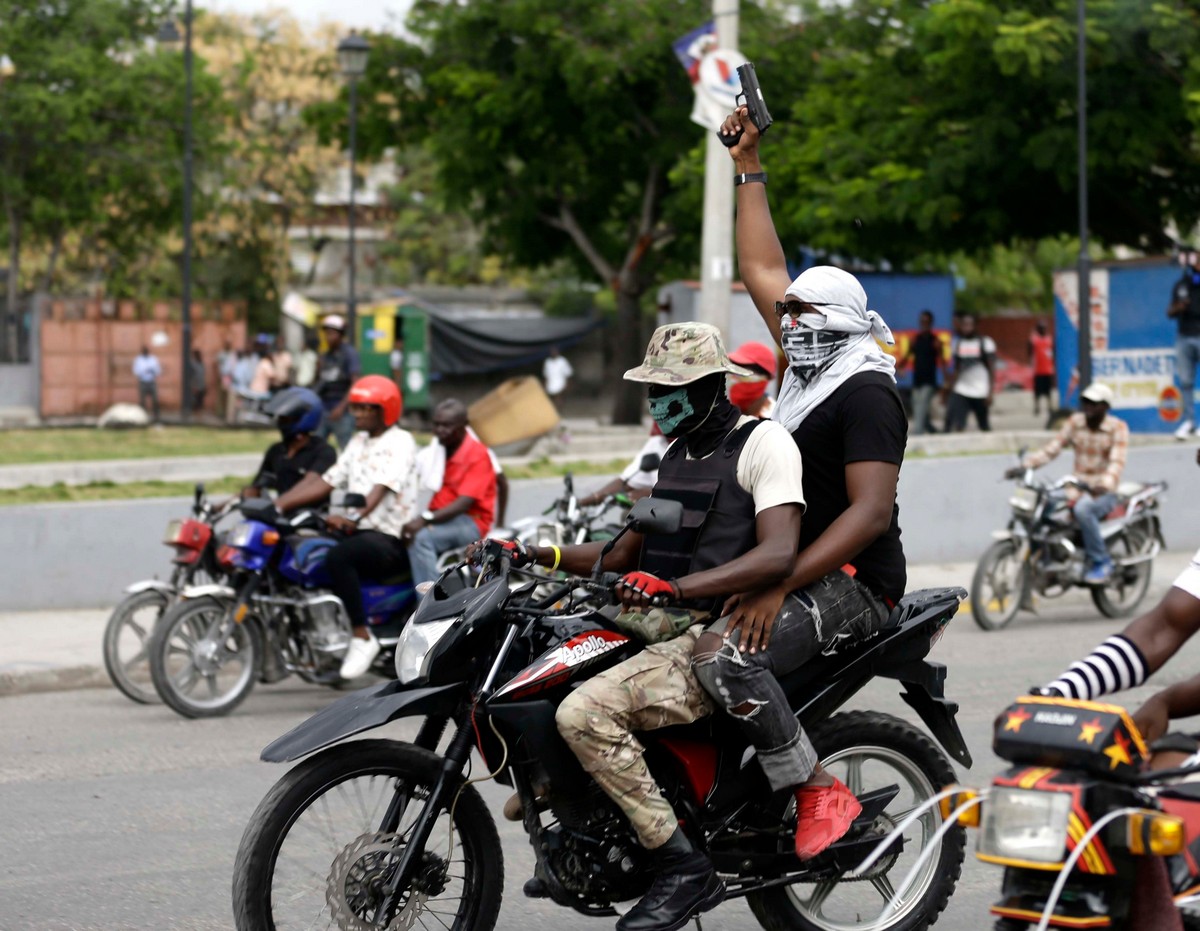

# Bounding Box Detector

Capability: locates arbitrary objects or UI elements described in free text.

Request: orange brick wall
[40,298,247,417]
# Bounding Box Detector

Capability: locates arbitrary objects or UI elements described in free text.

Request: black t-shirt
[911,331,941,387]
[790,371,907,603]
[1173,274,1200,337]
[253,437,338,494]
[316,344,361,405]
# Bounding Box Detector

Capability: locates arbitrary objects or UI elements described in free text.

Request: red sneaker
[793,777,862,860]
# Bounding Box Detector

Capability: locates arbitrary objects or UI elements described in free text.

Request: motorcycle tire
[148,595,261,719]
[748,711,965,931]
[1091,528,1155,619]
[232,739,503,931]
[971,540,1028,631]
[102,588,171,704]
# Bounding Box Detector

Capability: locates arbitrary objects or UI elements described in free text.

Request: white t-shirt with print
[322,426,419,538]
[674,416,806,514]
[951,336,997,399]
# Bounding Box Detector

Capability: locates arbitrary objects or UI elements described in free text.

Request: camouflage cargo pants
[554,622,712,850]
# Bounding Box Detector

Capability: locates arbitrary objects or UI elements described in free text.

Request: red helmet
[348,375,402,426]
[729,341,779,378]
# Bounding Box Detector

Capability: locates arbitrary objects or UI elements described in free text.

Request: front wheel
[971,539,1029,631]
[748,711,965,931]
[103,588,172,703]
[232,739,503,931]
[149,595,260,718]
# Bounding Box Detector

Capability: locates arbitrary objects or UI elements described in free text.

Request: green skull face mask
[648,386,694,435]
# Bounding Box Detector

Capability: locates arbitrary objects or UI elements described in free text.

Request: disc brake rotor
[325,833,434,931]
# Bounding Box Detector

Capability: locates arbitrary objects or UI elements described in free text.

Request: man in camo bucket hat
[472,321,807,931]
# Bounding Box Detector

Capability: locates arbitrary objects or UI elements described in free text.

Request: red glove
[497,538,534,567]
[618,571,680,605]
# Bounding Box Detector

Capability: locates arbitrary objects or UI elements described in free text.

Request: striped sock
[1042,635,1148,701]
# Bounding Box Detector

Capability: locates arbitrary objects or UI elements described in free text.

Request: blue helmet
[264,387,323,437]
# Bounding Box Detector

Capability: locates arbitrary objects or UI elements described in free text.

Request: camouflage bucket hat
[624,322,755,385]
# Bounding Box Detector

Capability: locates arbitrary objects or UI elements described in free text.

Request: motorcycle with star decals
[911,693,1200,930]
[232,497,972,931]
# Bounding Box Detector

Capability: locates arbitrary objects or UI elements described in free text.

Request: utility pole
[697,0,738,338]
[1076,0,1091,387]
[182,0,194,421]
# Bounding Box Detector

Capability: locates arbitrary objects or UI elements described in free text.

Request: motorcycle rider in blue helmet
[244,387,338,498]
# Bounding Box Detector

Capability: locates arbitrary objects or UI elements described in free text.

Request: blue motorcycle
[148,498,417,718]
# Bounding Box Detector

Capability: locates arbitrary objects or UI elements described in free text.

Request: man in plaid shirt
[1006,383,1130,583]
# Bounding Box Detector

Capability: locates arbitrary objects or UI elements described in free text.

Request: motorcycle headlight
[228,521,256,548]
[1009,487,1039,515]
[395,617,459,685]
[979,787,1071,866]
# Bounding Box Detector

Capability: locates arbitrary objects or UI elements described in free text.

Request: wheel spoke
[844,756,865,796]
[173,665,199,692]
[206,674,219,698]
[122,648,149,670]
[801,880,836,917]
[871,874,898,905]
[126,620,149,640]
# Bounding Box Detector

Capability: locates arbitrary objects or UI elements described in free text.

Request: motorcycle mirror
[341,492,367,509]
[193,482,205,513]
[626,496,683,536]
[590,497,684,580]
[638,453,662,473]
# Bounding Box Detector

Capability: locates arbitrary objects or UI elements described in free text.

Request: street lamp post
[160,3,195,421]
[337,33,369,343]
[1076,0,1091,388]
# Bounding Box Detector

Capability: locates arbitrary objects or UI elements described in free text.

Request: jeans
[324,530,410,629]
[1074,493,1118,568]
[693,571,889,791]
[945,392,990,432]
[320,406,357,451]
[1177,336,1200,423]
[910,384,935,435]
[407,513,480,585]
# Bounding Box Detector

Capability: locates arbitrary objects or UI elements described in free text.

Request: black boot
[616,829,725,931]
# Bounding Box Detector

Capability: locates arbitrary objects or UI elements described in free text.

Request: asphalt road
[5,572,1200,931]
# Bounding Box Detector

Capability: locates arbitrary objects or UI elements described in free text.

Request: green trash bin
[355,303,431,417]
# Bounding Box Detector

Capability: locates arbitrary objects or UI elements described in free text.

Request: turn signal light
[1129,812,1185,856]
[938,788,982,828]
[261,530,280,546]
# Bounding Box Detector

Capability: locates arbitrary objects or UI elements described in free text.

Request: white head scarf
[773,266,897,431]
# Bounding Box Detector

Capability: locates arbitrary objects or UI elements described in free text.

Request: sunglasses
[773,300,832,319]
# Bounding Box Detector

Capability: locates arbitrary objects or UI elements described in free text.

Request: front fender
[123,579,176,596]
[261,680,466,763]
[178,583,236,600]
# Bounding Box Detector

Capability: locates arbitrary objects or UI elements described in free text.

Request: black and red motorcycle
[233,498,972,931]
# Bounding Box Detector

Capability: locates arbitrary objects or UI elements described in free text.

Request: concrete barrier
[1,447,1197,611]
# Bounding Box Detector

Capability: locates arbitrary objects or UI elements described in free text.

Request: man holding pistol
[476,323,806,931]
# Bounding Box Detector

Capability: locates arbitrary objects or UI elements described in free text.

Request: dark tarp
[426,312,604,376]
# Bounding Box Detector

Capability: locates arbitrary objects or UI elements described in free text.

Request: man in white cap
[315,315,360,450]
[1006,382,1129,582]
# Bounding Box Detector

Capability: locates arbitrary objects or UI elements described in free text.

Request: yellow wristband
[549,544,562,572]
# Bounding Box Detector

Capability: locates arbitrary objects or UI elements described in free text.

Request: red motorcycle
[102,484,236,703]
[879,693,1200,930]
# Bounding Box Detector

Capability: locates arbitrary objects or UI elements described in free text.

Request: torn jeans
[693,571,888,791]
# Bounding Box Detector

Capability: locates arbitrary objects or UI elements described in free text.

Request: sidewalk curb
[0,664,109,697]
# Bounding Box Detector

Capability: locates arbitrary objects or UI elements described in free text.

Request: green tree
[758,0,1200,264]
[315,0,784,423]
[0,0,222,352]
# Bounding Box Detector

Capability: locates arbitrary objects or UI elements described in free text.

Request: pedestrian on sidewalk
[542,345,573,405]
[217,340,236,419]
[315,315,360,451]
[1169,250,1200,440]
[132,346,161,422]
[943,312,995,432]
[900,309,945,435]
[1028,319,1055,417]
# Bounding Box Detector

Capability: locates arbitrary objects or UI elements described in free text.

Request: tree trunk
[41,228,63,293]
[610,285,646,425]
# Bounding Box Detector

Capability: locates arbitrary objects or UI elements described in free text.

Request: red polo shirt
[429,433,497,535]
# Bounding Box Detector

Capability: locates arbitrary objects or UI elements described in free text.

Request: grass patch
[0,476,250,507]
[0,426,274,465]
[0,457,630,506]
[504,457,629,480]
